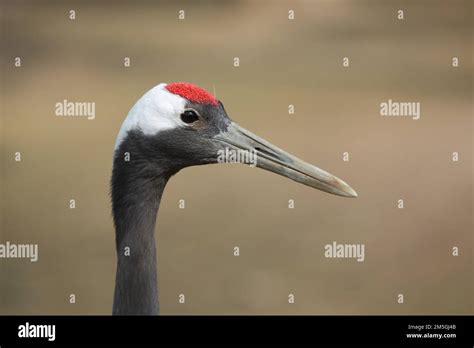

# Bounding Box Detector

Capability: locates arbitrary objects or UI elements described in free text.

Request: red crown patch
[165,82,218,106]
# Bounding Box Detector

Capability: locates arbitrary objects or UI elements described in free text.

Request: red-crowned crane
[111,82,357,315]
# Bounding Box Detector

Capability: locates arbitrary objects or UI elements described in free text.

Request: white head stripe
[114,83,186,151]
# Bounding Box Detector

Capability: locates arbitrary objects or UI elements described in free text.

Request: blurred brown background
[0,0,472,314]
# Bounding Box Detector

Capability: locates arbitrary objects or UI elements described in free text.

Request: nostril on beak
[254,147,282,161]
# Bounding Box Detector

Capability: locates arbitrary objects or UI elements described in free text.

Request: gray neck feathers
[111,145,170,315]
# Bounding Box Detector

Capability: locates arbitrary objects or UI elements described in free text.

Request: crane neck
[111,143,172,315]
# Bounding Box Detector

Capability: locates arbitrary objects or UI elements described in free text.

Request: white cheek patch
[114,83,186,150]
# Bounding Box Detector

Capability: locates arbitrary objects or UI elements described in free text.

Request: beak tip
[347,186,358,198]
[342,189,358,198]
[339,182,358,198]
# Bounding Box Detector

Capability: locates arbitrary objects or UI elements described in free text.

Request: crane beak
[214,122,358,198]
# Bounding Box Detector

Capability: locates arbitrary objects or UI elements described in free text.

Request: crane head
[114,82,357,198]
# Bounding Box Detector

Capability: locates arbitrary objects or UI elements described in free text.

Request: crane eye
[180,109,200,124]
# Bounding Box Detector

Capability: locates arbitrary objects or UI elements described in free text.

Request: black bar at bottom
[0,315,472,345]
